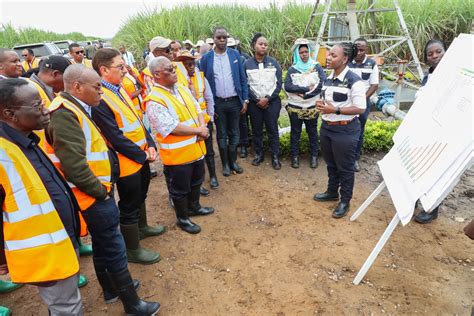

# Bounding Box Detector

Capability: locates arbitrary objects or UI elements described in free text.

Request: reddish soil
[2,153,473,315]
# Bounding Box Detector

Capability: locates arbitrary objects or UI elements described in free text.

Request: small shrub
[277,118,401,156]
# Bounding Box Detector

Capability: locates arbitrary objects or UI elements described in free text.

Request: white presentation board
[378,33,474,225]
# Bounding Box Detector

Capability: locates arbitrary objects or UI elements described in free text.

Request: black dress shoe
[252,154,264,166]
[313,191,339,201]
[200,187,210,197]
[239,146,248,158]
[414,207,439,224]
[354,160,361,172]
[310,156,318,169]
[332,202,350,218]
[150,169,158,178]
[189,206,215,216]
[271,155,281,170]
[291,156,299,168]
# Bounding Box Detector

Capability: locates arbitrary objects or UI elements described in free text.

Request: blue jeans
[214,97,241,150]
[81,197,128,273]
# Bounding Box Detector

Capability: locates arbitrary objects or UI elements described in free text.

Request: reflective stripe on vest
[101,87,147,177]
[191,70,209,123]
[174,62,190,88]
[46,96,112,210]
[0,139,79,283]
[144,85,206,165]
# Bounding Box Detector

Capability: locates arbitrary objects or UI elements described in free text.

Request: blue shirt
[101,79,127,103]
[213,49,238,98]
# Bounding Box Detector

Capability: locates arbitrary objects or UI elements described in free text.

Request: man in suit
[199,26,249,177]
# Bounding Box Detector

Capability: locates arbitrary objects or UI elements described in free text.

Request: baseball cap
[183,39,194,46]
[195,40,205,47]
[149,36,172,52]
[205,38,214,45]
[174,50,197,62]
[39,55,71,73]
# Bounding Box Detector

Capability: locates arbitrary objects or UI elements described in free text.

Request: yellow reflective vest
[21,57,40,72]
[28,80,53,149]
[144,85,206,166]
[101,87,148,177]
[190,69,210,123]
[0,137,79,283]
[71,58,92,68]
[46,96,113,211]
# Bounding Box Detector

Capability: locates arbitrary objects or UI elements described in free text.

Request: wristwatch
[244,99,249,104]
[335,106,341,115]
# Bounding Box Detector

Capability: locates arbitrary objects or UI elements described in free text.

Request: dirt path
[2,153,473,315]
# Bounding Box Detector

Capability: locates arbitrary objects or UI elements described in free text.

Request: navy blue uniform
[320,67,366,203]
[244,56,283,157]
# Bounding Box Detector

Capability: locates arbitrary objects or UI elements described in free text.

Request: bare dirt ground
[2,152,473,315]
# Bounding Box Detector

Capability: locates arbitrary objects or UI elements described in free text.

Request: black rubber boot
[93,257,140,304]
[120,223,161,265]
[205,157,219,188]
[313,191,339,201]
[218,146,231,177]
[188,185,215,216]
[414,207,439,224]
[138,203,166,240]
[173,197,201,234]
[109,268,160,315]
[200,187,210,196]
[332,202,350,218]
[228,145,243,174]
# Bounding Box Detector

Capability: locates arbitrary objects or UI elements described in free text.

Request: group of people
[0,24,466,315]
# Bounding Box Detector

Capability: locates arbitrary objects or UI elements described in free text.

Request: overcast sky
[0,0,314,38]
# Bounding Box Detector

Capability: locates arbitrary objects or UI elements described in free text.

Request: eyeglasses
[74,50,84,55]
[108,64,126,70]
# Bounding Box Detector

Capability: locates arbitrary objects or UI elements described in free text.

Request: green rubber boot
[138,204,166,240]
[78,239,93,256]
[0,280,23,294]
[0,306,11,316]
[120,223,161,265]
[78,274,88,288]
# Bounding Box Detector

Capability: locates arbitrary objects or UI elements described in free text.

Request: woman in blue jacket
[244,33,283,170]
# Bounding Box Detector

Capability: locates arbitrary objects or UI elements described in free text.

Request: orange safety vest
[190,69,210,123]
[144,85,206,166]
[46,96,113,211]
[21,57,40,72]
[0,137,79,283]
[27,83,89,237]
[101,86,148,177]
[121,72,143,119]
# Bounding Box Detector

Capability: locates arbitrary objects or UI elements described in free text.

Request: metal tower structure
[303,0,424,82]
